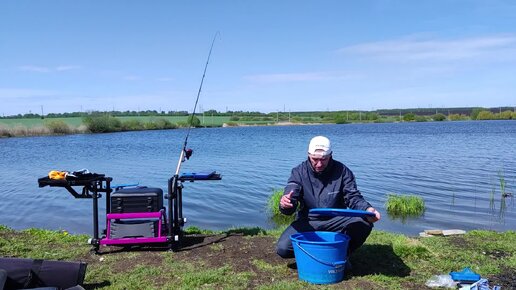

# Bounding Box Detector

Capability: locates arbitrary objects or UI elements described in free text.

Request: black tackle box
[110,186,163,213]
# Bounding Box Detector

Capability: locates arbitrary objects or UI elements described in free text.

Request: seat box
[111,187,163,213]
[110,220,159,239]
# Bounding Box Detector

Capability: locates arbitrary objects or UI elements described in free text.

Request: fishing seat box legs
[107,187,164,240]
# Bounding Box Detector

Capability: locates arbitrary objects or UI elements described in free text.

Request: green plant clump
[385,193,425,217]
[83,114,122,133]
[45,120,72,134]
[268,189,296,226]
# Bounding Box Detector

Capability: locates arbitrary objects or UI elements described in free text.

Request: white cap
[308,136,332,156]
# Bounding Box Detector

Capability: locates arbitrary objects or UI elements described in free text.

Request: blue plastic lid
[180,171,215,179]
[449,267,481,282]
[309,208,375,218]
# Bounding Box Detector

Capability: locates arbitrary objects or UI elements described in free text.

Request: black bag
[0,258,87,290]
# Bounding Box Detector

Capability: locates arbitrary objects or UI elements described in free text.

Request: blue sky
[1,1,516,116]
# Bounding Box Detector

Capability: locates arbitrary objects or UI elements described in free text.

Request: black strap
[23,259,44,288]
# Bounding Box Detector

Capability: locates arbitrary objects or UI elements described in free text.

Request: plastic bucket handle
[295,241,346,267]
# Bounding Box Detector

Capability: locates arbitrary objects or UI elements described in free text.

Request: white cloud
[244,72,357,83]
[339,34,516,62]
[56,65,81,71]
[123,75,142,81]
[18,65,81,73]
[18,65,51,73]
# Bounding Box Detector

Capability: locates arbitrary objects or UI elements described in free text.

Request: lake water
[0,121,515,236]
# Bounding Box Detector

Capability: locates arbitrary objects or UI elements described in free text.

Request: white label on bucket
[328,268,344,274]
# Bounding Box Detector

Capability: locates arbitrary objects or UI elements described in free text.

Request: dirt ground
[97,233,301,288]
[94,233,515,289]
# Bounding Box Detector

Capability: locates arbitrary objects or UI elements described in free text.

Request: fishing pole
[174,31,219,176]
[168,32,219,245]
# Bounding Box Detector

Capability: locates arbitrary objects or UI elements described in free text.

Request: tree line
[2,106,515,121]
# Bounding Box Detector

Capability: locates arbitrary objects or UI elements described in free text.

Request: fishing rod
[168,32,219,245]
[174,32,219,176]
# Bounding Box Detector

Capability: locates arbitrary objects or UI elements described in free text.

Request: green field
[0,116,233,128]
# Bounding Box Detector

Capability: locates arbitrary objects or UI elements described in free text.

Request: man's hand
[280,191,294,209]
[366,207,381,223]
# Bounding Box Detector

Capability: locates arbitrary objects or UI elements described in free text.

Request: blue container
[290,231,350,284]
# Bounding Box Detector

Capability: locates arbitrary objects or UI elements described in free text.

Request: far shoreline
[1,118,514,138]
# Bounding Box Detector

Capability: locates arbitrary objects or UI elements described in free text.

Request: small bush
[499,110,514,120]
[414,115,428,122]
[122,119,144,131]
[154,118,176,129]
[448,114,468,121]
[432,113,447,121]
[476,110,495,120]
[45,120,71,134]
[83,114,122,133]
[187,115,201,127]
[334,116,349,124]
[403,113,416,122]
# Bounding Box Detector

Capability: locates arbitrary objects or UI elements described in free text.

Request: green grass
[1,225,514,289]
[267,189,296,227]
[0,115,236,137]
[489,170,513,218]
[385,193,425,220]
[498,170,507,197]
[0,116,232,129]
[0,117,85,128]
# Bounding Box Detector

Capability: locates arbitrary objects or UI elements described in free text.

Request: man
[276,135,381,260]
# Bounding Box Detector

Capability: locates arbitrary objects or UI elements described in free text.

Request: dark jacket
[280,158,372,219]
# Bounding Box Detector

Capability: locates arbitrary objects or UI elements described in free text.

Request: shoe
[287,262,297,269]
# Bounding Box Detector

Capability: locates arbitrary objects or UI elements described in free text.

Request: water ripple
[1,121,515,235]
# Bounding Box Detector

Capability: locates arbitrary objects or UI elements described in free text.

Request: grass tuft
[267,189,296,227]
[385,193,425,219]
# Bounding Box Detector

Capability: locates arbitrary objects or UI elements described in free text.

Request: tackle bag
[0,257,87,290]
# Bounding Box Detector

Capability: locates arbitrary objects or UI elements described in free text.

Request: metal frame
[38,172,220,253]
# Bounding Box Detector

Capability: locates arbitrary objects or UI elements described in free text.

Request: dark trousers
[276,216,373,258]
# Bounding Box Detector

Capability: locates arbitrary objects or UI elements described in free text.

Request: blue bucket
[290,231,350,284]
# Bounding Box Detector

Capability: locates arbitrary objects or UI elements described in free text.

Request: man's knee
[276,237,294,258]
[276,245,294,258]
[348,220,373,236]
[344,220,373,253]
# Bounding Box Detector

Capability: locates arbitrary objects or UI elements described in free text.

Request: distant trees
[403,113,416,122]
[401,112,429,122]
[448,114,468,121]
[3,107,514,125]
[470,108,483,120]
[474,110,514,120]
[500,110,514,120]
